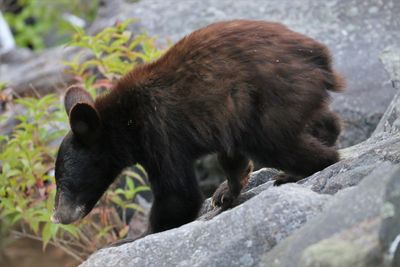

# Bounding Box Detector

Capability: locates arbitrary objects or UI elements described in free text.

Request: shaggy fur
[54,20,344,236]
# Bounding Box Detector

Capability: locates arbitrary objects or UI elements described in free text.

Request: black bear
[52,20,344,237]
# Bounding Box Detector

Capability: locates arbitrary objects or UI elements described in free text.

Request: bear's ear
[64,85,101,145]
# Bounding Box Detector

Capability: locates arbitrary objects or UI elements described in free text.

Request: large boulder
[82,184,331,267]
[261,164,400,267]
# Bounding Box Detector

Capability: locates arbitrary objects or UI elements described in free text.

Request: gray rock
[301,133,400,194]
[243,168,278,192]
[299,220,382,267]
[127,0,400,147]
[373,47,400,136]
[379,166,400,266]
[260,164,400,267]
[380,46,400,86]
[80,185,330,267]
[0,46,78,96]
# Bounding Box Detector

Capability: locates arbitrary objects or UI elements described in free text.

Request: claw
[211,199,217,208]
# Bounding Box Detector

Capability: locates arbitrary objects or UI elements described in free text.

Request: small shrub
[65,19,165,89]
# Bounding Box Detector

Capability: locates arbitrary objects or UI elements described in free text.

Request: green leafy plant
[3,0,99,50]
[65,19,165,89]
[0,20,164,261]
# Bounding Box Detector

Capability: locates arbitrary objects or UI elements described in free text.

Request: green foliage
[0,95,72,250]
[65,19,164,87]
[0,20,164,261]
[3,0,99,50]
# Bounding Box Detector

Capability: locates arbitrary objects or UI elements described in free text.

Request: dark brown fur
[98,20,344,230]
[55,20,344,236]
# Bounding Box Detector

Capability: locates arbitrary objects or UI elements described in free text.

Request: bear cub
[52,20,344,239]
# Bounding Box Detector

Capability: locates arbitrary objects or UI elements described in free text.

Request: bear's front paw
[211,181,237,209]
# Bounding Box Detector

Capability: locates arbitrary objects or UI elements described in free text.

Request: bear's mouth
[51,191,87,224]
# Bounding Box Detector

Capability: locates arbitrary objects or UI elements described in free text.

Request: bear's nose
[51,191,85,224]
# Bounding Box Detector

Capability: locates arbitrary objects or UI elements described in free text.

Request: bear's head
[52,86,121,224]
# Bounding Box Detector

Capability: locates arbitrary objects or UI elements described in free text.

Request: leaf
[31,220,39,234]
[113,188,125,195]
[123,170,146,184]
[10,213,22,225]
[42,222,52,250]
[118,225,129,238]
[134,185,150,193]
[126,177,134,190]
[59,224,79,238]
[111,195,125,208]
[50,223,59,237]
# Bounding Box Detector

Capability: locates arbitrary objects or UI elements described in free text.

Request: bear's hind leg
[306,107,341,147]
[273,133,339,186]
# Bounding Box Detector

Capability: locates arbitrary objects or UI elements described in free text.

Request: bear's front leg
[148,165,204,233]
[108,164,203,247]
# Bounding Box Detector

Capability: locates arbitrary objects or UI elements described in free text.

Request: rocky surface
[80,40,400,267]
[0,46,78,96]
[82,185,331,267]
[262,164,400,267]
